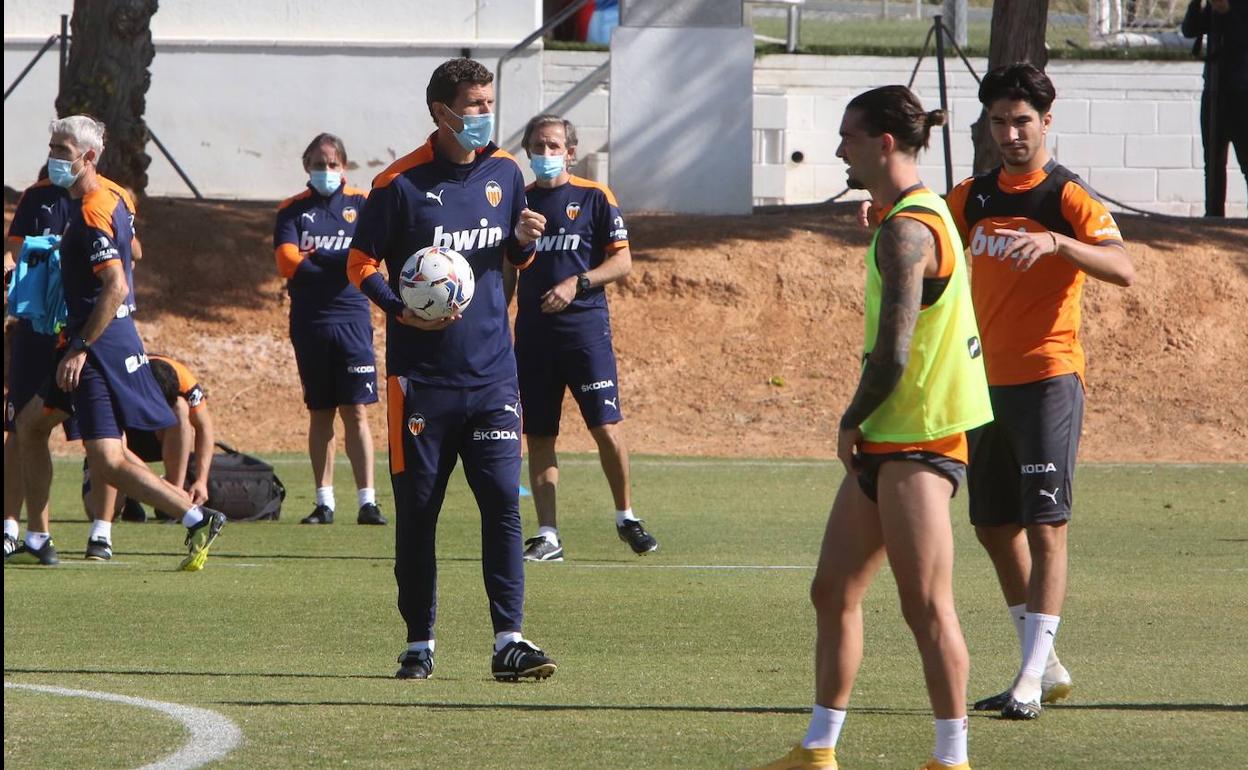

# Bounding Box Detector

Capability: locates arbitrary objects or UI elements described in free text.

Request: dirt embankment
[6,192,1247,462]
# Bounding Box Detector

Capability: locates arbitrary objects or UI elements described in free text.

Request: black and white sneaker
[5,538,60,565]
[3,533,17,558]
[300,505,334,524]
[1002,697,1042,720]
[357,503,388,526]
[522,536,564,562]
[395,648,434,680]
[85,538,113,561]
[616,519,658,555]
[491,640,557,682]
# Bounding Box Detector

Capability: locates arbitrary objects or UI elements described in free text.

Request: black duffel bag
[186,442,285,521]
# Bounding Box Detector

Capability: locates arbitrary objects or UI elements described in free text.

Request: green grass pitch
[5,456,1246,768]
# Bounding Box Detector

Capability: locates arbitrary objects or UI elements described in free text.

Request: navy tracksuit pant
[388,375,525,642]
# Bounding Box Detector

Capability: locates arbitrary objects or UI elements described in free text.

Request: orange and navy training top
[273,184,371,326]
[59,176,139,328]
[860,187,969,464]
[946,160,1123,387]
[517,175,629,351]
[148,354,207,412]
[347,135,535,387]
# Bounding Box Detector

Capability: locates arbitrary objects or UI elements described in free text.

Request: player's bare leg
[589,422,629,511]
[876,462,968,719]
[4,433,24,553]
[304,408,338,523]
[14,397,66,536]
[975,524,1030,606]
[339,403,383,524]
[521,434,564,561]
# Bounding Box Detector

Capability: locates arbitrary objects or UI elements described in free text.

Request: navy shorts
[968,373,1084,527]
[515,338,622,436]
[5,320,59,432]
[855,450,966,503]
[290,321,378,410]
[33,348,82,441]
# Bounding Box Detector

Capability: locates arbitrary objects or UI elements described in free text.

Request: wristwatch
[576,273,592,296]
[69,336,90,352]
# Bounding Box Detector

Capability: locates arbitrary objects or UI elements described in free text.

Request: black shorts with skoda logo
[967,373,1085,527]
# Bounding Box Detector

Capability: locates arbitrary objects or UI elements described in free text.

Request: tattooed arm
[837,216,932,473]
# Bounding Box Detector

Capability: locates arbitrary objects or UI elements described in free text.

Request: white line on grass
[4,682,243,770]
[566,563,812,570]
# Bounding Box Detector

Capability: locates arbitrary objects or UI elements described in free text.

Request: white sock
[932,717,968,766]
[1008,602,1027,658]
[89,519,113,544]
[615,508,637,526]
[181,506,204,528]
[316,486,335,510]
[801,705,846,749]
[4,519,19,540]
[494,631,523,652]
[537,526,559,545]
[1015,612,1061,701]
[357,487,376,507]
[406,640,434,653]
[25,531,50,550]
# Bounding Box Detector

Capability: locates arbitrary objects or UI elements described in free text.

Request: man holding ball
[347,58,556,682]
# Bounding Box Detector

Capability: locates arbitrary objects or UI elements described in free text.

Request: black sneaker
[616,519,658,555]
[5,538,60,565]
[3,533,17,558]
[1002,697,1042,720]
[85,538,113,561]
[357,503,388,526]
[522,536,564,562]
[395,647,435,680]
[491,640,557,682]
[300,505,334,524]
[973,689,1010,711]
[120,497,149,523]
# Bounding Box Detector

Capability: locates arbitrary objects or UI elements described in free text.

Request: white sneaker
[1041,663,1073,704]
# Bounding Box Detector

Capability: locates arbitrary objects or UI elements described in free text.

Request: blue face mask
[530,154,567,181]
[448,110,494,151]
[47,156,82,188]
[309,170,341,196]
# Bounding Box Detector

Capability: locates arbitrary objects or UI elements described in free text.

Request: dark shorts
[290,321,379,410]
[968,373,1084,527]
[33,349,82,441]
[5,320,59,432]
[855,450,966,504]
[124,428,164,463]
[515,338,622,436]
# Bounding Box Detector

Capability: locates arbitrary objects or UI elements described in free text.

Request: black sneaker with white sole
[1002,697,1042,720]
[300,505,334,524]
[85,538,113,561]
[491,640,557,682]
[395,648,434,680]
[616,519,658,555]
[522,536,564,562]
[5,538,60,565]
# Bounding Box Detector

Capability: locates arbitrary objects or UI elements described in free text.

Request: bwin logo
[535,229,582,252]
[580,379,615,392]
[301,230,353,251]
[432,219,503,253]
[473,429,518,441]
[346,365,376,374]
[1021,463,1058,474]
[970,224,1027,259]
[124,353,150,374]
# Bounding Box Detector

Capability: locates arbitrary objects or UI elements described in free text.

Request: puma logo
[301,211,316,223]
[425,190,444,205]
[365,382,374,394]
[975,193,991,206]
[40,203,56,213]
[1039,487,1060,505]
[604,397,618,410]
[503,401,520,416]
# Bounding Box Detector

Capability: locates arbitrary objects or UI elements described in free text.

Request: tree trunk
[970,0,1050,173]
[55,0,159,197]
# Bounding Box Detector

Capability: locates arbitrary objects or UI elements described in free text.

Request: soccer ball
[398,246,475,321]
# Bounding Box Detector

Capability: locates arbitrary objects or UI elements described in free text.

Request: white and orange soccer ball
[398,246,475,321]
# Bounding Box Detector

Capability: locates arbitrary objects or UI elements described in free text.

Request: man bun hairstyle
[426,58,494,122]
[845,85,940,154]
[978,62,1056,114]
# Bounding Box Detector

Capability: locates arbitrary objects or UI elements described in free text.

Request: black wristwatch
[576,273,592,296]
[69,336,90,352]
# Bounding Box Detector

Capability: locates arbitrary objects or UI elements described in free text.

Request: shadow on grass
[218,700,835,715]
[4,666,396,682]
[1050,702,1248,713]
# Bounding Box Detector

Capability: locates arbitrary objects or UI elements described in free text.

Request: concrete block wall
[540,51,1242,217]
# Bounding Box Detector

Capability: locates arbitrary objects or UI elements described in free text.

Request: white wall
[3,0,544,200]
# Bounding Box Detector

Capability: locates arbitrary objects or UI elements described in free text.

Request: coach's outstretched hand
[397,307,460,331]
[515,208,546,246]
